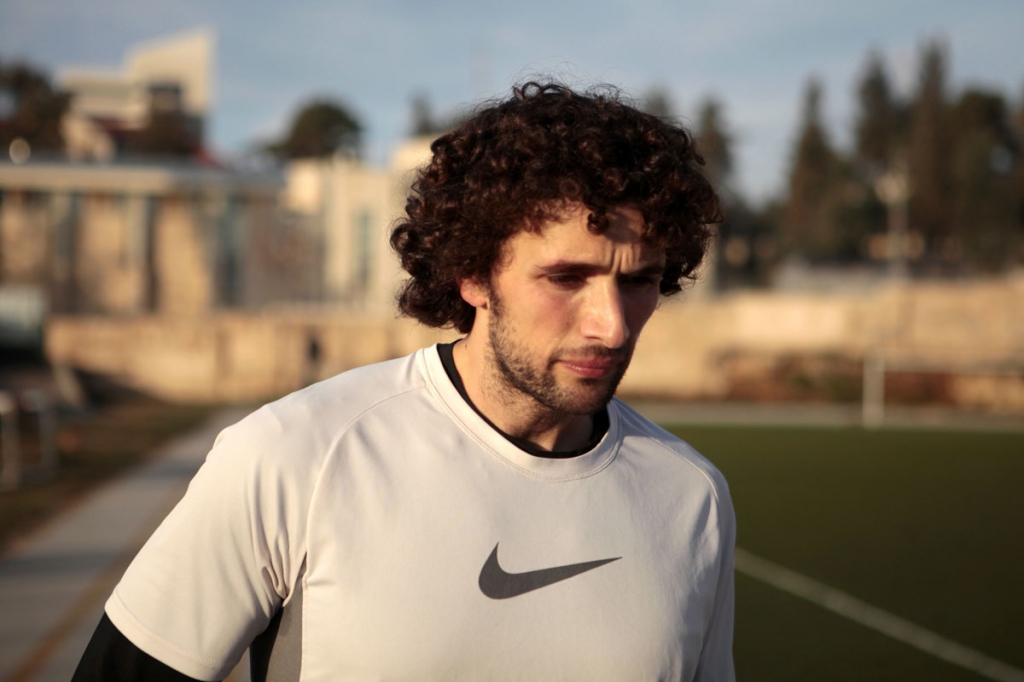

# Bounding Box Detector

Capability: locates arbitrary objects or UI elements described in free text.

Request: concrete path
[0,399,1018,682]
[0,408,251,682]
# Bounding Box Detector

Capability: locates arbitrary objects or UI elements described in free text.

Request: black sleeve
[71,613,205,682]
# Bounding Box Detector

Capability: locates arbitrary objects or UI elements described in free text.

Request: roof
[0,159,282,195]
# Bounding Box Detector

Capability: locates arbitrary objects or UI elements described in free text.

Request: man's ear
[458,277,489,309]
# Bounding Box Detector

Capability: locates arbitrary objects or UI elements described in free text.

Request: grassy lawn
[0,398,217,554]
[666,425,1024,679]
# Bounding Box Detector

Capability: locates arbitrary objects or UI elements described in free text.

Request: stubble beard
[486,293,630,417]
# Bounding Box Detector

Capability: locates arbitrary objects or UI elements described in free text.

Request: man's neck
[452,337,594,452]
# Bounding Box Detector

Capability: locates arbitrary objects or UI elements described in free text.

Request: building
[281,137,434,313]
[0,160,316,346]
[57,26,214,161]
[0,26,332,348]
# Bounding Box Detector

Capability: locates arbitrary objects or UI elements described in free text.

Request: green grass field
[665,425,1024,682]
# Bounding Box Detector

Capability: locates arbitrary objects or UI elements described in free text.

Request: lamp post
[863,160,910,428]
[874,162,909,280]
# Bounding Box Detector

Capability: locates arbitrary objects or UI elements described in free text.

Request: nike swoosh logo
[478,543,621,599]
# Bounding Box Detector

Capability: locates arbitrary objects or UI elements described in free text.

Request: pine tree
[1013,87,1024,238]
[847,52,906,263]
[409,93,440,137]
[695,98,733,197]
[908,39,953,264]
[949,89,1020,270]
[693,97,779,287]
[408,92,466,137]
[694,97,737,287]
[784,78,839,259]
[640,87,676,120]
[854,52,902,176]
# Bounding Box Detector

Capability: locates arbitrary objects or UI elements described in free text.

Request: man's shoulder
[612,399,730,498]
[276,349,428,417]
[209,349,431,469]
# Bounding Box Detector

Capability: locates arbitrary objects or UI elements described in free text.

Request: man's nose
[580,282,630,348]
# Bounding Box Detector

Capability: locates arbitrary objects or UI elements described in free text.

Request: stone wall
[45,276,1024,412]
[45,311,455,403]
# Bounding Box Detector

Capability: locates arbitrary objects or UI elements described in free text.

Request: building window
[217,196,242,307]
[354,209,373,290]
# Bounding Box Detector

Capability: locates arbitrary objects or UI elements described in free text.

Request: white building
[282,137,434,312]
[57,26,214,161]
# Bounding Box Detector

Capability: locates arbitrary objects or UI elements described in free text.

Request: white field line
[734,547,1024,682]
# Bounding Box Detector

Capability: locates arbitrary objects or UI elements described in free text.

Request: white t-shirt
[106,345,735,681]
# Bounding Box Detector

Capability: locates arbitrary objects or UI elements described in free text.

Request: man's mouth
[557,355,623,379]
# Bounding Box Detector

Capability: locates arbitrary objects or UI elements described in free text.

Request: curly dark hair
[390,81,722,333]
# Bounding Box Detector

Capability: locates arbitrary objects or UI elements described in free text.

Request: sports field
[665,424,1024,682]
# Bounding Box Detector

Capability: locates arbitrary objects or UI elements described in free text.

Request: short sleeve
[105,410,321,681]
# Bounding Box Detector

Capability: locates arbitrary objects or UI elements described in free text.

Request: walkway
[0,408,251,682]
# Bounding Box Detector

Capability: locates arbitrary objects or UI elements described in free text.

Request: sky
[1,0,1022,203]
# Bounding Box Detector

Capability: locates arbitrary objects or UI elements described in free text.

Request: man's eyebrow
[535,261,665,276]
[535,261,596,274]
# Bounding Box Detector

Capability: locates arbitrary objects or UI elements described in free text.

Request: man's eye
[621,275,659,289]
[548,274,584,287]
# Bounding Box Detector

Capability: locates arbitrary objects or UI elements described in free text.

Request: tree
[948,89,1020,269]
[269,99,362,160]
[691,96,769,287]
[695,98,733,196]
[694,97,734,287]
[0,59,69,155]
[1013,87,1024,235]
[846,52,905,261]
[783,78,841,259]
[640,87,676,120]
[908,39,953,264]
[408,92,466,137]
[410,93,441,137]
[854,51,903,176]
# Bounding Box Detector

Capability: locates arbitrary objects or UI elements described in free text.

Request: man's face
[473,204,666,416]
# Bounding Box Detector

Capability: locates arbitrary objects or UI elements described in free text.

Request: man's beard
[486,294,630,417]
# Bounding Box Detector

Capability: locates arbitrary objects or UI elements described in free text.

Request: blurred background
[0,1,1022,681]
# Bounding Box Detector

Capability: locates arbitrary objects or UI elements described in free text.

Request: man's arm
[694,478,737,682]
[89,407,317,680]
[72,614,203,682]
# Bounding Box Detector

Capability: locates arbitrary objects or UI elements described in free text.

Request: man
[74,82,735,681]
